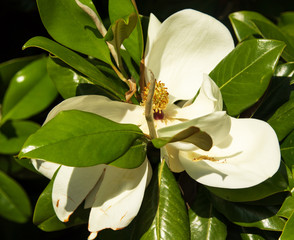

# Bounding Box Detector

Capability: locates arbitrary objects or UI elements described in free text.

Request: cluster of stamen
[141,80,169,119]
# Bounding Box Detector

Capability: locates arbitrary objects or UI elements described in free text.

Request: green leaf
[279,211,294,240]
[152,126,212,151]
[109,0,143,65]
[278,12,294,38]
[0,55,41,102]
[281,130,294,169]
[36,0,112,64]
[105,13,138,74]
[268,97,294,141]
[0,170,31,223]
[23,36,127,101]
[0,120,40,154]
[206,162,289,202]
[132,160,190,240]
[277,193,294,219]
[210,39,285,116]
[210,193,286,231]
[19,110,144,167]
[1,57,58,125]
[189,186,227,240]
[229,11,273,42]
[33,171,88,231]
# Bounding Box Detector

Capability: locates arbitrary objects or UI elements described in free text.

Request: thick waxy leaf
[0,120,40,154]
[278,12,294,38]
[206,162,289,202]
[277,193,294,219]
[109,0,143,65]
[105,13,138,73]
[0,55,41,102]
[0,170,31,223]
[132,160,190,240]
[33,172,88,231]
[189,186,227,240]
[210,193,286,231]
[152,126,212,151]
[19,110,144,167]
[37,0,112,64]
[23,36,127,101]
[279,211,294,240]
[281,130,294,168]
[1,58,57,125]
[210,39,285,116]
[268,97,294,141]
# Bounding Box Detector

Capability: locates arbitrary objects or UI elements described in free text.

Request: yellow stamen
[193,155,218,162]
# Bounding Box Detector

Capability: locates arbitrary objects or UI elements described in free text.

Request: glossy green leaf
[277,193,294,219]
[275,62,294,78]
[278,12,294,38]
[189,186,227,240]
[152,126,212,151]
[109,0,143,65]
[206,162,289,202]
[0,55,41,102]
[210,194,286,231]
[132,160,190,240]
[210,39,285,116]
[23,36,127,101]
[0,120,40,154]
[229,11,273,42]
[279,211,294,240]
[37,0,112,64]
[33,171,88,231]
[1,57,57,125]
[19,110,144,167]
[0,170,31,223]
[268,97,294,141]
[121,49,140,85]
[281,130,294,168]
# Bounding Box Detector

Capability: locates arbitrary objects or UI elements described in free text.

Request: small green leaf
[19,110,144,167]
[152,126,212,151]
[1,57,58,125]
[37,0,112,64]
[281,130,294,169]
[268,97,294,141]
[210,39,285,116]
[277,194,294,219]
[189,186,227,240]
[279,211,294,240]
[0,170,31,223]
[23,36,127,101]
[132,160,190,240]
[0,120,40,154]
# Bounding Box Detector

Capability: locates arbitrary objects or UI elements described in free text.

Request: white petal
[31,159,60,179]
[179,117,281,189]
[88,159,151,233]
[157,111,231,150]
[174,74,223,119]
[145,9,234,100]
[162,145,184,173]
[52,165,106,222]
[45,95,145,126]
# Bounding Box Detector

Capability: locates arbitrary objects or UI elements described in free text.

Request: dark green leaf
[0,120,40,154]
[268,97,294,141]
[0,170,31,223]
[109,0,143,65]
[1,57,58,124]
[281,130,294,168]
[277,193,294,219]
[206,162,289,202]
[19,110,143,167]
[210,193,286,231]
[189,186,227,240]
[279,211,294,240]
[37,0,112,64]
[132,160,190,240]
[152,126,212,151]
[23,36,127,101]
[210,39,285,116]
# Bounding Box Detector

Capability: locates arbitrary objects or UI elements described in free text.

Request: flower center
[142,81,169,120]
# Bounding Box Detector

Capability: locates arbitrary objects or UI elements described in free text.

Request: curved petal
[174,74,223,119]
[44,95,145,126]
[145,9,234,100]
[162,145,184,173]
[158,111,231,150]
[87,159,151,234]
[31,159,60,179]
[52,164,106,222]
[179,117,281,189]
